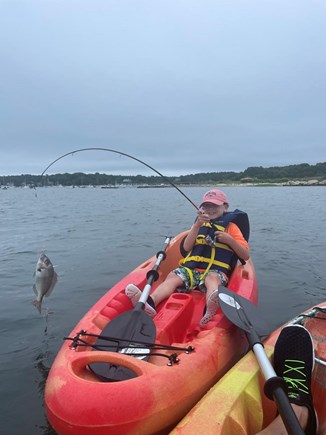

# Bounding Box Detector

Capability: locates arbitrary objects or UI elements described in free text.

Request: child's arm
[214,230,250,261]
[183,211,210,252]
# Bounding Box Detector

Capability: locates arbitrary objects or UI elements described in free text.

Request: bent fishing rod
[40,147,198,210]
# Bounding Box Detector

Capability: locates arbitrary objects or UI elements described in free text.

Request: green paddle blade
[218,286,270,339]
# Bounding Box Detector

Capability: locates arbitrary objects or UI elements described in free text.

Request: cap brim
[200,199,225,207]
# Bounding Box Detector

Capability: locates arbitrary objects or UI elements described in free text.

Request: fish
[33,253,58,314]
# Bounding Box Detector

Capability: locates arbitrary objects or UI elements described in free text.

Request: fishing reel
[205,235,218,247]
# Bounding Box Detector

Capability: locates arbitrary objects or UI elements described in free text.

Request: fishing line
[40,147,198,210]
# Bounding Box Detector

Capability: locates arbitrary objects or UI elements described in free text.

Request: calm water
[1,185,325,434]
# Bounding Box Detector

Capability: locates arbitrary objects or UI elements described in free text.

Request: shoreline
[1,180,325,190]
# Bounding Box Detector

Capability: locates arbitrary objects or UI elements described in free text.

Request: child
[126,189,250,327]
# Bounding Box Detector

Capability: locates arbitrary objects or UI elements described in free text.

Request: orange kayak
[45,231,258,434]
[171,302,326,434]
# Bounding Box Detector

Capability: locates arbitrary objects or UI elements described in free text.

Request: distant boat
[137,184,170,189]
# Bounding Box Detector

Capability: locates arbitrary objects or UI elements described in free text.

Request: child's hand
[214,230,232,244]
[196,210,210,226]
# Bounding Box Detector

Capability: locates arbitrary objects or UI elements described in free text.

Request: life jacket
[179,209,249,278]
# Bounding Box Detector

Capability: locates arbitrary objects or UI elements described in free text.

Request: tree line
[2,162,325,187]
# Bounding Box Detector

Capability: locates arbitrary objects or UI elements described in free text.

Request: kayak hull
[45,231,258,434]
[172,302,326,435]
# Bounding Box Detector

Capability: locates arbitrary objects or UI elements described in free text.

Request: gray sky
[1,0,325,176]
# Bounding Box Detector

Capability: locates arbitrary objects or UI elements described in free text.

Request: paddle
[218,287,305,435]
[88,236,171,382]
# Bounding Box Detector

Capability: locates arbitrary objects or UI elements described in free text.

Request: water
[0,185,325,434]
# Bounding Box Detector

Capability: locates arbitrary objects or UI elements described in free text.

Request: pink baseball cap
[200,189,229,207]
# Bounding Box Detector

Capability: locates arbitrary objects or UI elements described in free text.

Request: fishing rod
[40,147,198,210]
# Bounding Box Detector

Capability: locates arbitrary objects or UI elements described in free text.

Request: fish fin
[33,300,42,314]
[44,271,58,298]
[33,284,38,295]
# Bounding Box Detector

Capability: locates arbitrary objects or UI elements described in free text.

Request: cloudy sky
[1,0,325,176]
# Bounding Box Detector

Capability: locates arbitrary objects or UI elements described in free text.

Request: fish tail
[33,300,42,314]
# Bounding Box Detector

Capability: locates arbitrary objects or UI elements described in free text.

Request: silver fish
[33,253,58,313]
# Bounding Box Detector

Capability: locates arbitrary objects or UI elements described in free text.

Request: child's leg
[151,272,184,305]
[125,271,184,315]
[125,284,157,317]
[199,272,223,327]
[257,405,308,435]
[204,272,222,298]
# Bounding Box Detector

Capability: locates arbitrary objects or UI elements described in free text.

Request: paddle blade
[218,286,270,339]
[89,362,138,382]
[88,310,156,382]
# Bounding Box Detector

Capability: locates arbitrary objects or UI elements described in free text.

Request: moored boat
[45,231,258,434]
[171,302,326,434]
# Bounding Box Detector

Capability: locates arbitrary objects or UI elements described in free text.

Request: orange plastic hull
[172,302,326,435]
[45,231,258,434]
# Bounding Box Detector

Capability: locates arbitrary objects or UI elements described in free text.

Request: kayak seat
[154,290,205,343]
[175,286,224,329]
[155,292,198,343]
[93,291,138,329]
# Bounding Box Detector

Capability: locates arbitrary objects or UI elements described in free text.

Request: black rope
[66,339,179,364]
[65,331,195,354]
[64,334,191,366]
[299,307,326,321]
[301,314,326,321]
[64,330,195,352]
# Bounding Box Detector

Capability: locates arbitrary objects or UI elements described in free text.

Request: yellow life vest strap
[180,255,231,271]
[200,246,216,280]
[194,238,233,252]
[202,221,225,230]
[183,267,195,289]
[179,222,231,285]
[180,247,222,289]
[213,224,225,231]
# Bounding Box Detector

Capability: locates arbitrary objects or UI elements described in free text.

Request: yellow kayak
[171,302,326,435]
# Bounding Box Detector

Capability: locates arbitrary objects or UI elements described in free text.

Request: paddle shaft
[88,237,172,381]
[137,236,171,308]
[112,237,171,348]
[252,343,305,435]
[218,288,304,435]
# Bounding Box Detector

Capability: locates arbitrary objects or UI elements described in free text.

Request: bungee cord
[65,329,195,366]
